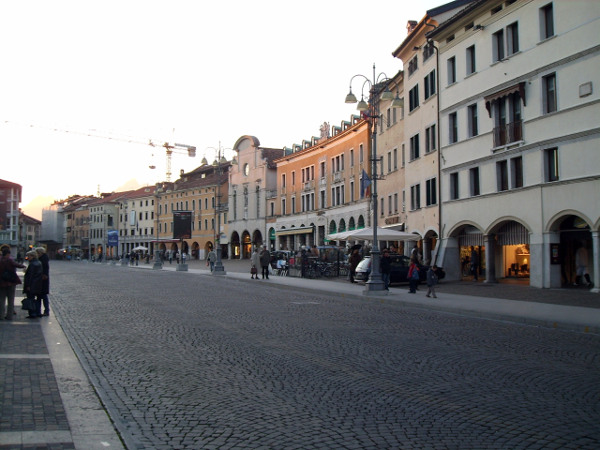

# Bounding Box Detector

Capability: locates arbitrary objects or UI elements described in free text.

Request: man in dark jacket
[0,246,25,320]
[380,249,392,290]
[36,247,50,316]
[259,245,271,279]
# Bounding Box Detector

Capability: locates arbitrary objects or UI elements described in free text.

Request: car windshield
[356,257,371,270]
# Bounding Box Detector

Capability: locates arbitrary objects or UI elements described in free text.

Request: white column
[484,234,497,283]
[591,231,599,294]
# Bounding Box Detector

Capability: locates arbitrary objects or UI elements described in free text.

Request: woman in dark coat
[23,250,43,318]
[36,247,50,316]
[349,249,362,283]
[0,246,25,320]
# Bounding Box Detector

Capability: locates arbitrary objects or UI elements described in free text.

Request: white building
[228,136,282,258]
[0,179,22,254]
[430,0,600,290]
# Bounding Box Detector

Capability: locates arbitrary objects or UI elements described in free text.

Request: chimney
[407,20,417,34]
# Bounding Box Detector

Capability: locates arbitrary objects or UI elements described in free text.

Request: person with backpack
[407,261,419,294]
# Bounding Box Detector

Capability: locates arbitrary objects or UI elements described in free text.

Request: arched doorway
[253,230,263,249]
[231,231,241,259]
[241,231,252,259]
[550,214,593,287]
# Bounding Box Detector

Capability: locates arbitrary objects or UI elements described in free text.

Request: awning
[485,82,526,116]
[276,226,314,236]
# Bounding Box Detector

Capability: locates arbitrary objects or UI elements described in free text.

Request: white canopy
[132,246,148,251]
[326,227,420,242]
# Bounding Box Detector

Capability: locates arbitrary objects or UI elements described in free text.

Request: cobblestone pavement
[51,262,600,449]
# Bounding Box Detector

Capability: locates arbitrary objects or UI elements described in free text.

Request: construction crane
[1,120,196,182]
[149,140,196,182]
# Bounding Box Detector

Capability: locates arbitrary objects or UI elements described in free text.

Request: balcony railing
[303,180,315,191]
[493,120,523,147]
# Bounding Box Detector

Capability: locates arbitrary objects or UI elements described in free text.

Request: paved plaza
[1,260,599,449]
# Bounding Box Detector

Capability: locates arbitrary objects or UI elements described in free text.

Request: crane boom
[2,120,196,181]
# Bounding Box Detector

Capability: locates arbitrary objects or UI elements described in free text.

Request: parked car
[354,253,445,285]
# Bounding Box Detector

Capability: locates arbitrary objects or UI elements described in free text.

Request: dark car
[354,254,445,285]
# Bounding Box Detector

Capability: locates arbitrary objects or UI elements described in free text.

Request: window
[359,144,364,163]
[426,178,437,206]
[291,197,296,214]
[497,160,509,191]
[423,41,435,61]
[449,112,458,144]
[320,190,326,208]
[402,144,405,167]
[350,149,354,167]
[511,156,523,188]
[410,134,420,161]
[425,125,436,153]
[320,161,326,178]
[470,167,481,196]
[468,104,479,137]
[393,148,398,170]
[544,148,559,182]
[493,29,505,62]
[507,22,519,56]
[281,198,286,215]
[540,3,554,40]
[394,193,398,212]
[408,55,418,76]
[387,151,392,173]
[447,57,456,85]
[492,93,522,146]
[388,195,392,216]
[543,73,557,114]
[466,45,476,75]
[410,184,421,210]
[409,85,419,111]
[424,70,436,100]
[380,197,385,216]
[450,172,459,200]
[281,173,286,188]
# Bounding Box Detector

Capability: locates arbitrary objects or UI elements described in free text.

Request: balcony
[493,120,523,147]
[303,180,315,191]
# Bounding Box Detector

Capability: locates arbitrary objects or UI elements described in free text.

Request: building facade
[0,179,22,254]
[430,0,600,290]
[228,136,282,258]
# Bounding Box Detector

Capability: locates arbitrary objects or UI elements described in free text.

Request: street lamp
[208,143,231,276]
[345,63,402,294]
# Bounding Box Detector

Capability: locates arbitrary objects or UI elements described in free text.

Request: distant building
[0,179,22,254]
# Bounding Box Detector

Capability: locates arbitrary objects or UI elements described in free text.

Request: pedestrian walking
[426,265,439,298]
[470,246,480,281]
[380,249,392,290]
[349,249,361,283]
[250,248,260,279]
[207,249,217,272]
[0,246,25,320]
[23,250,43,318]
[35,247,50,316]
[259,245,271,279]
[407,261,419,294]
[575,241,592,287]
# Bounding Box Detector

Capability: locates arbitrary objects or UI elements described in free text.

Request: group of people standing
[250,246,272,279]
[0,246,50,320]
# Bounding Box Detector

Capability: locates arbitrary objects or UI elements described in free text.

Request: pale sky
[1,0,443,219]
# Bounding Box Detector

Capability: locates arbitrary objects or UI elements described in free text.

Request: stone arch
[230,231,241,259]
[241,230,252,259]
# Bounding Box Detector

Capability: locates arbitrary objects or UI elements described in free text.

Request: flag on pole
[360,170,371,198]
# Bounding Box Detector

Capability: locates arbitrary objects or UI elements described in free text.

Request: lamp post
[153,184,163,269]
[209,143,231,276]
[345,63,403,294]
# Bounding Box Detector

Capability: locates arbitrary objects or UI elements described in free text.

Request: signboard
[173,211,192,240]
[107,229,119,247]
[550,243,560,265]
